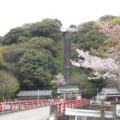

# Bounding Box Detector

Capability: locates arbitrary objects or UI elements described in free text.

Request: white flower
[71,49,120,80]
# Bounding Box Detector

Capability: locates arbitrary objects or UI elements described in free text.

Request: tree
[3,18,63,45]
[0,71,19,98]
[0,36,4,45]
[0,46,9,70]
[99,15,116,21]
[3,27,30,45]
[71,72,96,98]
[75,21,107,50]
[28,37,57,57]
[17,49,56,90]
[3,36,58,90]
[70,48,120,89]
[1,19,64,91]
[4,47,26,63]
[29,18,63,42]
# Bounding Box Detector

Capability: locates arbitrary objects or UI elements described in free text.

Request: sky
[0,0,120,36]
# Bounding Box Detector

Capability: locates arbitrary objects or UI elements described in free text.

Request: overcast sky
[0,0,120,36]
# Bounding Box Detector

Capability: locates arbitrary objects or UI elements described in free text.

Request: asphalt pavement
[0,106,50,120]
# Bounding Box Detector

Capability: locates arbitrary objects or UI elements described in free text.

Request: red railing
[0,99,89,114]
[56,99,89,115]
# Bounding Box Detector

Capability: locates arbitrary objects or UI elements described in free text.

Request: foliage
[17,50,54,89]
[0,47,6,65]
[71,73,96,98]
[71,49,119,90]
[0,36,4,45]
[4,47,26,63]
[99,15,116,21]
[3,27,30,45]
[2,18,63,90]
[75,21,107,50]
[0,71,19,98]
[1,16,118,96]
[71,67,99,98]
[3,36,58,90]
[2,19,62,45]
[55,40,64,73]
[98,37,117,52]
[0,46,9,69]
[29,18,63,42]
[109,16,120,25]
[28,37,57,57]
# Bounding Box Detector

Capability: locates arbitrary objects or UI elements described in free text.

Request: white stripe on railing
[65,108,113,118]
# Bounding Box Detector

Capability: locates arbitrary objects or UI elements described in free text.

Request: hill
[71,15,120,97]
[0,15,120,98]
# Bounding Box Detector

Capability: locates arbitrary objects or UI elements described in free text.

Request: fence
[56,99,89,115]
[0,99,89,114]
[0,99,59,113]
[65,108,113,119]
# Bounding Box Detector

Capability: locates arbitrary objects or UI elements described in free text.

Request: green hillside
[0,15,120,98]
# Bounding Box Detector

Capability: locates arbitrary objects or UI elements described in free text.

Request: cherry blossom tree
[70,48,120,88]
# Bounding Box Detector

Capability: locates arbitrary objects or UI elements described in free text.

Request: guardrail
[0,99,89,115]
[65,108,113,119]
[0,99,60,113]
[56,99,89,115]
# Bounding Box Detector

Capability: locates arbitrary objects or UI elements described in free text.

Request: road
[0,106,50,120]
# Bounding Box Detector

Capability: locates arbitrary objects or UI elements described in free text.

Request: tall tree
[18,50,54,89]
[3,37,58,90]
[75,21,107,50]
[0,71,19,98]
[3,27,30,45]
[71,49,120,89]
[29,18,62,42]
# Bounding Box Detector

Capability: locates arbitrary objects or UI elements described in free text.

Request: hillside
[0,15,120,98]
[97,16,120,60]
[0,18,64,99]
[71,15,120,97]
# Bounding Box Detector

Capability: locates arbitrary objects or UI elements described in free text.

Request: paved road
[0,106,50,120]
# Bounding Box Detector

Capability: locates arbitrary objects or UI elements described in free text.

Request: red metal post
[0,104,2,112]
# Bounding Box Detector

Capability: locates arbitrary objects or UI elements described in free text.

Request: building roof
[107,94,120,97]
[57,86,80,93]
[100,88,120,95]
[17,90,52,97]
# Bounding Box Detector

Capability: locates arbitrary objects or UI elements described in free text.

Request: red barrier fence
[0,99,59,113]
[0,99,89,114]
[56,99,89,115]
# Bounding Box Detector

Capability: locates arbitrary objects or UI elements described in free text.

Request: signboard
[116,104,120,116]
